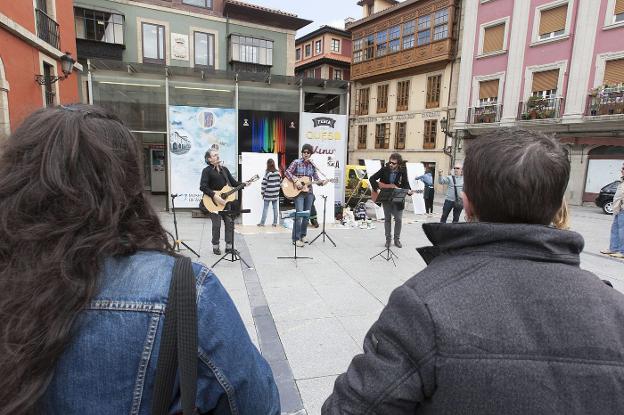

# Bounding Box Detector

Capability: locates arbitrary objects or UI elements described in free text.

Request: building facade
[0,0,81,135]
[455,0,624,205]
[347,0,463,192]
[295,25,352,81]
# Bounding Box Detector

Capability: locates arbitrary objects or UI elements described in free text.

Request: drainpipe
[446,0,462,169]
[87,59,94,105]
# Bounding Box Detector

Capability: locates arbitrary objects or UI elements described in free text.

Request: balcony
[36,8,60,49]
[586,85,624,116]
[518,97,564,120]
[467,104,503,124]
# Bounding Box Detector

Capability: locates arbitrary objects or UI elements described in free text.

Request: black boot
[213,245,222,255]
[394,239,402,248]
[385,239,391,249]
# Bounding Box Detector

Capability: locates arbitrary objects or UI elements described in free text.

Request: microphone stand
[309,195,336,247]
[170,194,200,258]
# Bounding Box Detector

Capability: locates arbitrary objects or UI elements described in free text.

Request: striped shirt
[261,171,282,201]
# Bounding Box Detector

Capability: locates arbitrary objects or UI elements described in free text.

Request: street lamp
[35,52,76,85]
[440,116,453,156]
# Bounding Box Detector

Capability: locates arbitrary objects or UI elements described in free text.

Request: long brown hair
[0,105,173,414]
[266,158,277,173]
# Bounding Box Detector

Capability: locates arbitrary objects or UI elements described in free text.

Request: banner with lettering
[300,112,348,203]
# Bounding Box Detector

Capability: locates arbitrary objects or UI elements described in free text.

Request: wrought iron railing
[585,87,624,116]
[467,104,503,124]
[36,8,60,49]
[517,97,564,120]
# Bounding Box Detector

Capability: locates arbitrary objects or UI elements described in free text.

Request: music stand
[309,195,336,247]
[369,188,408,266]
[170,194,200,258]
[278,210,312,261]
[212,209,252,269]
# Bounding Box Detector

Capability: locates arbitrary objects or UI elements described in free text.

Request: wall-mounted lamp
[35,52,75,85]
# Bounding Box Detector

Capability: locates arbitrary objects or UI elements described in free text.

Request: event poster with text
[300,113,348,203]
[169,106,237,208]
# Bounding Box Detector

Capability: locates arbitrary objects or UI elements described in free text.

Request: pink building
[455,0,624,205]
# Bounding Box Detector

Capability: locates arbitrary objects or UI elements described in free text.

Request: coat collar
[416,222,584,266]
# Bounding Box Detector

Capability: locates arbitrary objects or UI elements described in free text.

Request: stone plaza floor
[154,197,623,415]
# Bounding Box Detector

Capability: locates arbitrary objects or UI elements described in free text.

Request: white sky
[245,0,364,36]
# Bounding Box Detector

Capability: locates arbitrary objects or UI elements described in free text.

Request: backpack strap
[152,256,198,415]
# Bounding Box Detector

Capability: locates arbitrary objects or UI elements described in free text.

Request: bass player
[284,144,328,247]
[369,152,413,248]
[199,148,245,255]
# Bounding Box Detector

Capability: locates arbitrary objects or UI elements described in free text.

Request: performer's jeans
[440,199,462,223]
[424,187,434,213]
[260,199,279,225]
[293,192,314,241]
[382,201,403,241]
[610,212,624,254]
[209,207,234,247]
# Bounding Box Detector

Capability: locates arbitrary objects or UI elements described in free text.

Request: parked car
[595,180,621,214]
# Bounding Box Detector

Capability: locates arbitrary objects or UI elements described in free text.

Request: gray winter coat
[323,222,624,415]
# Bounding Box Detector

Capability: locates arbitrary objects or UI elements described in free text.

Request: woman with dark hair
[258,158,281,227]
[0,105,279,415]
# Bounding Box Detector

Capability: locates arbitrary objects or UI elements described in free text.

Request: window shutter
[604,59,624,85]
[532,69,559,92]
[479,80,499,100]
[615,0,624,15]
[483,24,505,53]
[539,5,567,35]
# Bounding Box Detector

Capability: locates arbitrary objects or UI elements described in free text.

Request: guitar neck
[221,183,245,198]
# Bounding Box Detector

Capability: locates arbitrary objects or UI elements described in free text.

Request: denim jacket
[40,251,280,414]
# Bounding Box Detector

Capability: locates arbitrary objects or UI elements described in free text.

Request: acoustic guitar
[202,174,259,213]
[281,176,338,199]
[370,182,398,203]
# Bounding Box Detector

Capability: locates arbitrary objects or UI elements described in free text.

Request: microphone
[171,194,178,198]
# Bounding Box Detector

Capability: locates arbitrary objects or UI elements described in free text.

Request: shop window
[538,4,567,40]
[331,38,340,53]
[75,8,124,45]
[375,123,390,149]
[424,120,437,149]
[194,31,214,68]
[230,35,273,66]
[356,88,370,115]
[142,23,165,64]
[377,84,389,113]
[183,0,212,8]
[426,75,442,108]
[482,23,505,54]
[396,80,410,111]
[358,125,367,149]
[395,122,406,150]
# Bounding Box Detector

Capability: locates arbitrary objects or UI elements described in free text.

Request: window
[331,38,340,52]
[182,0,212,8]
[376,30,388,57]
[334,68,343,80]
[604,58,624,85]
[538,5,567,40]
[616,0,624,22]
[531,69,559,97]
[353,38,363,62]
[482,23,505,54]
[396,80,410,111]
[395,122,406,150]
[426,75,442,108]
[305,44,311,57]
[377,84,389,113]
[358,125,367,149]
[75,8,124,45]
[142,23,165,64]
[389,25,401,53]
[375,123,390,149]
[230,35,273,66]
[403,20,415,49]
[194,31,214,68]
[433,9,449,41]
[296,48,301,60]
[417,14,431,46]
[315,39,322,54]
[479,79,499,105]
[356,88,370,115]
[43,62,55,107]
[364,34,375,60]
[423,120,437,149]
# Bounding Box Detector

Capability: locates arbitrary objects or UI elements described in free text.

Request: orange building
[0,0,81,135]
[295,25,352,81]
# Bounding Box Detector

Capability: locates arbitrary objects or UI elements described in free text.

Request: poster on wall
[238,110,299,172]
[171,33,189,60]
[169,105,237,208]
[299,112,348,204]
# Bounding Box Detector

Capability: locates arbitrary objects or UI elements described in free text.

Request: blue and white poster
[169,106,237,208]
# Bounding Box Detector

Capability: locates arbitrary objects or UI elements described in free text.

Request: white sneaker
[300,236,309,244]
[294,240,305,247]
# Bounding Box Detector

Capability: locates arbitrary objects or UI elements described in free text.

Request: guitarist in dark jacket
[200,148,242,255]
[369,153,413,248]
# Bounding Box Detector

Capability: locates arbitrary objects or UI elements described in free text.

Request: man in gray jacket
[438,162,463,223]
[323,129,624,415]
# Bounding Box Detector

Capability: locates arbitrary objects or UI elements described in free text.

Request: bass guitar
[370,181,398,203]
[281,176,338,199]
[202,174,259,213]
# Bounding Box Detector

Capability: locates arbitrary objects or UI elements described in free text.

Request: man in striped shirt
[285,144,328,247]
